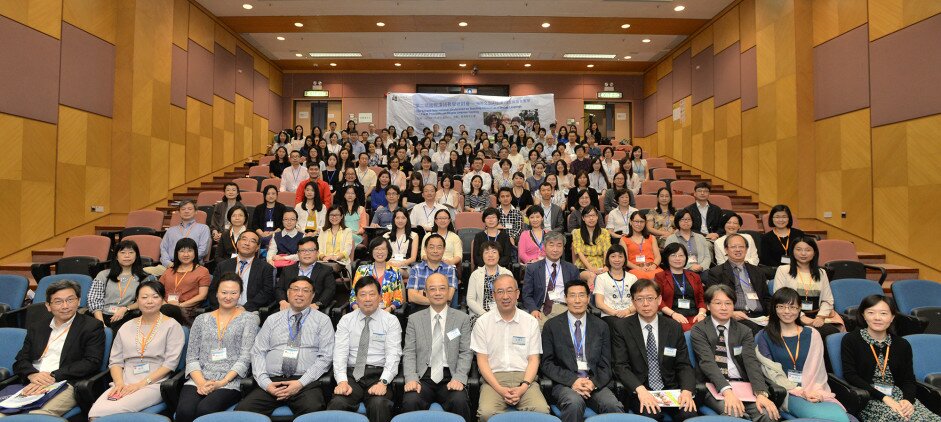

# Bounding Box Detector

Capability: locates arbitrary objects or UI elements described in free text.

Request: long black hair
[787,235,822,281]
[107,240,149,283]
[578,205,602,246]
[765,287,804,346]
[171,237,200,269]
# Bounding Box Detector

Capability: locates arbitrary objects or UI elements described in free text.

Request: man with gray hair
[521,231,581,328]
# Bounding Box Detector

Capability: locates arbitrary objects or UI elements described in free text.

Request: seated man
[209,231,276,313]
[472,274,550,421]
[328,277,402,422]
[407,234,458,315]
[611,279,698,421]
[521,231,581,328]
[11,280,105,417]
[705,234,771,333]
[690,284,780,421]
[152,199,211,275]
[541,280,623,422]
[409,184,447,232]
[683,182,723,241]
[276,237,336,312]
[402,274,473,420]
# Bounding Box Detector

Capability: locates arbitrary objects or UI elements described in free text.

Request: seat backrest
[671,180,696,195]
[258,156,275,166]
[651,168,676,181]
[904,334,941,380]
[278,191,296,207]
[827,332,846,377]
[640,180,666,195]
[489,412,559,422]
[892,279,941,315]
[761,212,800,232]
[34,274,93,306]
[125,210,166,231]
[97,414,172,422]
[232,178,259,193]
[817,239,858,264]
[455,212,484,230]
[121,227,156,238]
[830,278,883,314]
[261,178,281,192]
[709,194,733,210]
[739,213,760,231]
[168,210,208,226]
[0,328,26,371]
[633,194,657,210]
[240,192,265,207]
[672,194,695,209]
[646,157,666,169]
[391,410,463,422]
[458,228,482,255]
[123,235,162,261]
[294,410,368,422]
[248,165,270,178]
[196,191,224,207]
[0,275,29,309]
[612,150,626,161]
[101,327,113,371]
[56,256,98,277]
[63,235,112,261]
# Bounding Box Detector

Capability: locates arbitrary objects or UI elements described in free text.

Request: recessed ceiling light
[621,23,631,29]
[376,22,385,27]
[459,63,467,67]
[329,63,337,67]
[479,52,531,58]
[242,3,252,10]
[541,22,551,28]
[295,53,303,57]
[642,38,651,43]
[393,52,446,58]
[394,63,401,67]
[674,5,686,11]
[294,22,303,27]
[563,53,617,59]
[623,55,632,59]
[276,36,285,41]
[587,64,595,68]
[308,52,363,58]
[524,63,531,67]
[459,21,468,27]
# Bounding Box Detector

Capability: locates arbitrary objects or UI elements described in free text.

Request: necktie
[574,320,587,378]
[430,315,445,383]
[646,324,664,390]
[716,325,729,378]
[238,260,248,277]
[543,262,558,314]
[281,313,301,376]
[736,266,758,311]
[352,315,372,381]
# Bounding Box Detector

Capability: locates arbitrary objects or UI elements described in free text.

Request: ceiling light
[458,22,468,27]
[642,38,651,43]
[393,52,446,58]
[294,22,304,27]
[276,36,285,41]
[242,3,252,10]
[479,52,531,58]
[524,63,531,67]
[295,53,303,57]
[376,22,385,27]
[459,63,467,67]
[563,53,616,59]
[394,63,401,67]
[587,64,595,68]
[623,55,632,59]
[308,52,362,58]
[329,63,337,67]
[674,5,686,11]
[621,23,630,29]
[541,22,551,28]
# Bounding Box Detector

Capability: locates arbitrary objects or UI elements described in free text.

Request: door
[311,101,328,132]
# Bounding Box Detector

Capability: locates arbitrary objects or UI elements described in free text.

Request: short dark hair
[423,232,446,249]
[856,294,898,332]
[226,204,248,223]
[136,280,166,300]
[217,272,244,293]
[480,240,502,256]
[659,242,688,270]
[526,205,544,218]
[705,284,735,303]
[171,237,200,269]
[288,275,315,291]
[354,276,381,295]
[629,278,660,297]
[694,182,711,192]
[46,279,82,301]
[768,204,794,228]
[482,207,500,222]
[298,236,319,250]
[178,199,196,210]
[564,279,590,296]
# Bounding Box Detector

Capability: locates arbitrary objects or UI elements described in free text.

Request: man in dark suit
[13,280,105,417]
[690,284,779,421]
[209,230,276,312]
[541,280,623,422]
[401,273,473,421]
[611,279,697,421]
[683,182,723,241]
[705,234,771,333]
[535,183,565,231]
[522,231,581,328]
[277,236,336,312]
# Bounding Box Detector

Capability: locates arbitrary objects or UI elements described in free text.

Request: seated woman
[664,209,712,273]
[755,288,848,422]
[466,241,512,323]
[571,205,611,289]
[517,206,547,265]
[294,183,325,235]
[89,240,155,328]
[592,244,638,323]
[351,237,404,313]
[88,281,185,419]
[605,189,639,240]
[404,173,425,208]
[251,185,287,246]
[421,209,463,268]
[587,158,610,199]
[338,185,368,245]
[463,175,491,212]
[472,208,514,270]
[655,243,707,331]
[602,172,630,213]
[772,236,845,337]
[415,156,438,187]
[435,175,461,211]
[565,171,600,211]
[175,274,260,422]
[268,146,290,180]
[842,295,941,422]
[567,189,601,232]
[267,209,303,266]
[370,170,393,211]
[159,238,211,324]
[647,187,676,247]
[545,173,567,210]
[760,204,806,267]
[492,159,515,191]
[509,172,533,212]
[210,182,242,243]
[318,206,353,274]
[383,208,419,276]
[214,205,249,264]
[333,168,366,212]
[715,213,759,265]
[621,211,663,280]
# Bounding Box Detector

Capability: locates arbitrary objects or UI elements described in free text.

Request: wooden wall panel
[253,115,269,155]
[212,96,235,171]
[63,0,117,44]
[868,0,941,41]
[0,0,62,38]
[0,113,56,257]
[815,108,872,239]
[643,71,657,98]
[714,5,741,53]
[172,0,188,49]
[672,97,692,165]
[813,0,868,46]
[56,106,113,234]
[187,3,213,51]
[741,108,759,193]
[691,25,714,55]
[185,97,213,180]
[656,59,672,81]
[740,0,757,51]
[656,118,673,158]
[690,98,714,172]
[714,100,743,185]
[269,68,283,96]
[169,105,186,188]
[214,23,236,54]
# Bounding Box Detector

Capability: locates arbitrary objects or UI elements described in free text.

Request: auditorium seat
[455,212,484,230]
[632,194,657,210]
[196,191,224,207]
[640,180,665,195]
[233,178,259,192]
[651,168,676,181]
[261,178,281,192]
[671,180,695,195]
[168,210,209,226]
[122,234,162,264]
[240,192,265,208]
[31,235,112,281]
[708,194,733,210]
[672,194,695,209]
[248,165,270,178]
[739,213,760,231]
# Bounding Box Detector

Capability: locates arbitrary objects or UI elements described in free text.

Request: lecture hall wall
[0,0,284,259]
[632,0,941,275]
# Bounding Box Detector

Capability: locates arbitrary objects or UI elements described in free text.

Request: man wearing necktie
[540,280,623,422]
[401,274,473,421]
[522,231,582,328]
[706,234,772,334]
[208,231,276,313]
[329,276,402,422]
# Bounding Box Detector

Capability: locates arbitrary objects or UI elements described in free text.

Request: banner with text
[386,93,556,134]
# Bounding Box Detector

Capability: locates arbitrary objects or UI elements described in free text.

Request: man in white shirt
[409,184,446,232]
[354,153,377,196]
[280,150,309,193]
[462,157,493,194]
[328,276,403,422]
[471,275,550,421]
[431,139,450,170]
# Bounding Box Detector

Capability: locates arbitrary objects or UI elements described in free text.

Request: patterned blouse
[465,192,491,211]
[350,263,404,309]
[185,310,260,390]
[498,207,524,240]
[572,228,612,271]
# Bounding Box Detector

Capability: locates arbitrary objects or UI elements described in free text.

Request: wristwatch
[380,378,389,385]
[145,377,153,385]
[519,380,532,387]
[756,391,769,398]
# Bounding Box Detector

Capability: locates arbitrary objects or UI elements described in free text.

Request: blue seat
[97,413,171,422]
[194,411,272,422]
[429,402,444,411]
[0,275,29,309]
[584,414,658,421]
[294,410,369,421]
[490,411,561,422]
[33,274,94,307]
[904,334,941,381]
[0,327,26,380]
[141,326,190,415]
[2,415,67,421]
[891,279,941,314]
[684,332,719,416]
[392,410,465,422]
[825,332,870,416]
[685,417,746,421]
[550,404,597,419]
[830,279,882,315]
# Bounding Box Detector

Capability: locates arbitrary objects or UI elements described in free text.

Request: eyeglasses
[633,296,659,303]
[494,288,518,296]
[288,287,313,294]
[710,301,734,307]
[283,218,297,222]
[50,297,78,306]
[298,248,317,253]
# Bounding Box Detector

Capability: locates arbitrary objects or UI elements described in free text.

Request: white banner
[386,93,556,134]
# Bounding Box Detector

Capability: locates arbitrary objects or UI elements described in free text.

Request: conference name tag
[746,292,759,301]
[373,333,386,341]
[168,295,179,303]
[663,347,677,357]
[636,255,646,263]
[677,299,691,309]
[512,336,526,346]
[447,329,461,341]
[801,301,813,311]
[781,257,791,264]
[210,348,227,362]
[105,305,117,314]
[266,221,274,228]
[283,347,299,359]
[577,359,589,371]
[133,363,150,375]
[874,383,893,396]
[733,346,743,356]
[689,255,698,262]
[787,370,802,385]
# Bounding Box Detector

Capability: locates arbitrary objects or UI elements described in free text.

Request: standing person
[401,274,474,420]
[328,277,403,422]
[472,208,515,270]
[540,280,624,422]
[521,231,581,328]
[235,276,335,416]
[471,275,550,421]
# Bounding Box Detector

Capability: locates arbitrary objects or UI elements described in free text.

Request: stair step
[857,251,886,265]
[31,248,64,263]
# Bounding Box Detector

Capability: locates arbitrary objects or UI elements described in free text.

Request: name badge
[512,336,526,346]
[283,347,299,359]
[133,363,150,375]
[663,347,677,357]
[373,333,386,342]
[787,370,802,385]
[392,254,405,261]
[266,221,274,228]
[874,383,893,396]
[688,255,698,262]
[677,298,691,309]
[231,253,237,258]
[781,257,791,264]
[746,292,759,301]
[447,329,461,341]
[105,305,117,314]
[577,359,589,371]
[168,294,179,303]
[733,346,743,356]
[210,348,228,362]
[636,255,646,263]
[801,301,813,311]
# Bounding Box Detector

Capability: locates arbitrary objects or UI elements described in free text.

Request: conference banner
[386,93,556,134]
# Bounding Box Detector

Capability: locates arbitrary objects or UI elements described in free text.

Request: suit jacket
[14,312,105,385]
[277,262,336,310]
[611,315,695,392]
[689,318,769,394]
[521,259,581,313]
[533,202,565,232]
[540,311,613,389]
[210,256,276,312]
[684,202,723,235]
[402,307,473,384]
[705,261,771,315]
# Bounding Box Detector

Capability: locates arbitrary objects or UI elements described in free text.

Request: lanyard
[797,271,815,298]
[672,273,688,297]
[265,207,274,222]
[173,269,191,294]
[733,266,754,290]
[292,166,302,183]
[529,230,544,250]
[394,233,407,253]
[424,204,435,222]
[374,263,386,285]
[870,344,891,377]
[229,229,240,250]
[117,275,133,300]
[620,208,631,227]
[610,271,627,300]
[41,323,72,359]
[329,229,339,251]
[776,229,791,252]
[214,309,241,344]
[287,310,311,343]
[137,315,163,359]
[325,169,336,184]
[178,222,194,237]
[781,332,801,370]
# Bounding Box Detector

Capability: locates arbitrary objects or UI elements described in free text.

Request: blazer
[611,314,696,392]
[540,311,614,389]
[276,262,336,310]
[402,307,473,384]
[209,256,276,312]
[250,202,288,233]
[14,312,105,385]
[210,200,241,233]
[689,318,769,395]
[841,330,917,401]
[705,261,771,315]
[537,203,566,232]
[521,259,581,313]
[683,202,723,235]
